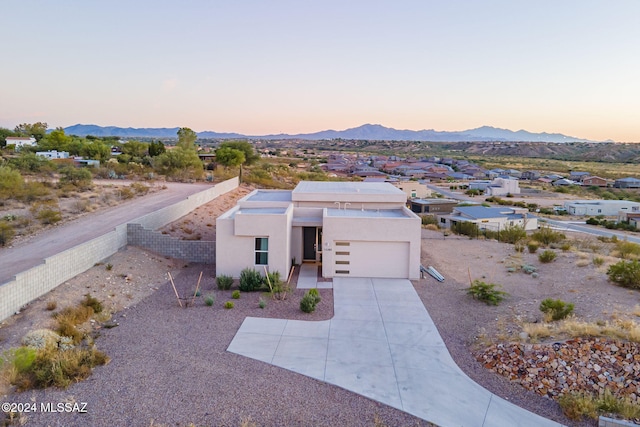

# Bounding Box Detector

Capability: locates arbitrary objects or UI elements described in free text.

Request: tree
[148,141,165,157]
[177,127,197,150]
[215,146,245,169]
[218,140,259,165]
[39,127,71,151]
[0,127,18,148]
[14,122,48,142]
[122,140,147,158]
[154,148,203,180]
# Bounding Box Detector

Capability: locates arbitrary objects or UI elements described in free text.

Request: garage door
[333,241,409,278]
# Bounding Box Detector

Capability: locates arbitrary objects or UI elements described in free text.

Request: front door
[303,227,316,261]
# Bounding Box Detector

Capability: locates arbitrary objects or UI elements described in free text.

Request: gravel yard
[2,185,640,426]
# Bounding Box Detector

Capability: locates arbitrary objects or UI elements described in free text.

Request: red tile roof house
[216,181,422,280]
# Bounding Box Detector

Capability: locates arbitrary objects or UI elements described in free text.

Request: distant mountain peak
[62,123,601,143]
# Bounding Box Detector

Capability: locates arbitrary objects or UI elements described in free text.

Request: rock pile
[477,337,640,402]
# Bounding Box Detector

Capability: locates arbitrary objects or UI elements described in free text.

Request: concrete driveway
[228,277,563,427]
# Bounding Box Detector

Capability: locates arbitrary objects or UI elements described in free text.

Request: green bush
[607,260,640,289]
[421,215,438,226]
[500,224,527,244]
[300,289,321,313]
[539,298,574,321]
[11,347,37,373]
[36,208,62,225]
[216,275,233,290]
[81,294,103,313]
[204,295,215,306]
[452,221,479,238]
[527,241,540,253]
[466,280,507,305]
[258,298,266,309]
[531,225,566,246]
[0,220,15,246]
[614,240,640,259]
[224,301,234,309]
[239,268,263,292]
[538,250,557,263]
[231,290,240,299]
[593,257,605,267]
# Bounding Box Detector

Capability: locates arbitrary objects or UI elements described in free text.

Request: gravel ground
[3,266,432,427]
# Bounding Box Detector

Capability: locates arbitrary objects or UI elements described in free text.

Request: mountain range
[63,123,602,143]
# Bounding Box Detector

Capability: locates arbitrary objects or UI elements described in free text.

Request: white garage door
[333,241,409,278]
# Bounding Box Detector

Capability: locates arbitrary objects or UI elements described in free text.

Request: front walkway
[227,277,563,427]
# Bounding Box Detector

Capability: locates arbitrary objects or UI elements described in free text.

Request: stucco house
[391,180,432,199]
[6,136,36,149]
[216,181,422,280]
[441,206,538,232]
[564,200,640,216]
[36,150,69,160]
[485,177,520,196]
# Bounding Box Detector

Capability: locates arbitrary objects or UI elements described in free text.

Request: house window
[255,238,268,265]
[411,191,417,198]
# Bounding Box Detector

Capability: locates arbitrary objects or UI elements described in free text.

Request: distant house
[552,178,578,186]
[391,180,432,199]
[468,180,493,192]
[442,206,538,231]
[6,136,36,150]
[564,200,640,216]
[569,171,591,182]
[409,198,458,215]
[505,169,522,179]
[36,150,69,160]
[73,158,100,168]
[521,171,541,181]
[582,176,607,187]
[485,177,520,196]
[614,177,640,189]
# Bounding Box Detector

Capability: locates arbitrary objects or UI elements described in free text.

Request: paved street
[0,182,213,284]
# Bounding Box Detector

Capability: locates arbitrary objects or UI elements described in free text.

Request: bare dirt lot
[1,185,639,426]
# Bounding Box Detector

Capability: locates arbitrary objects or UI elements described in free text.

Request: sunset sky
[2,1,639,142]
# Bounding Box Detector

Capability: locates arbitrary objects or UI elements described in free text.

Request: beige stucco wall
[321,208,421,279]
[216,206,293,278]
[391,181,432,199]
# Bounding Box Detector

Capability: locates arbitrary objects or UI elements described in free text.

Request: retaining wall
[0,177,238,322]
[127,224,214,263]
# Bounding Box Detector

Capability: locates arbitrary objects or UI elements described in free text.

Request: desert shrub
[81,294,103,313]
[36,208,62,225]
[586,217,600,226]
[531,225,565,246]
[21,329,63,350]
[204,295,215,306]
[26,346,109,390]
[231,290,240,299]
[527,241,540,253]
[614,240,640,259]
[118,187,134,200]
[216,275,234,290]
[239,268,263,292]
[130,182,149,195]
[10,347,37,374]
[560,242,572,252]
[0,220,15,246]
[300,289,321,313]
[452,221,479,238]
[593,256,605,267]
[558,391,640,421]
[105,263,113,271]
[540,298,574,321]
[224,301,234,309]
[538,250,557,263]
[607,260,640,289]
[466,280,507,305]
[258,298,266,309]
[421,215,438,226]
[500,224,527,244]
[58,166,92,189]
[521,264,537,274]
[45,301,57,311]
